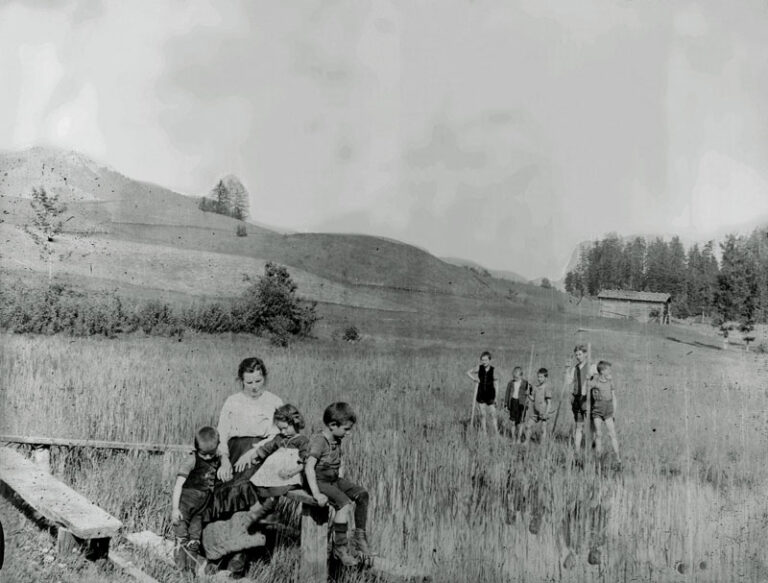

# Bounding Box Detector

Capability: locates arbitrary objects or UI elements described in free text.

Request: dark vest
[478,365,495,393]
[572,362,587,396]
[183,453,221,492]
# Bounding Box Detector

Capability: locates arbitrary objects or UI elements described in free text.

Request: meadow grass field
[1,302,768,582]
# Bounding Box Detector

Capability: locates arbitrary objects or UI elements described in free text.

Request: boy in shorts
[503,366,531,441]
[589,361,621,463]
[522,368,552,443]
[466,351,499,433]
[305,402,372,566]
[570,345,592,450]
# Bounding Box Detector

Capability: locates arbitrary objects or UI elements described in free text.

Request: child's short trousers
[318,477,367,510]
[571,394,587,422]
[508,398,525,424]
[591,397,614,420]
[476,389,496,406]
[528,410,548,423]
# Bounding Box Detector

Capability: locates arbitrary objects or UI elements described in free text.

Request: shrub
[236,224,247,237]
[342,325,360,342]
[238,262,318,341]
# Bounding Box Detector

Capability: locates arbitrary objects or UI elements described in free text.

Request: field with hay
[2,298,767,582]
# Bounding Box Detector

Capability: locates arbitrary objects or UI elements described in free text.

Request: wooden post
[298,504,329,582]
[56,527,78,555]
[32,447,51,473]
[585,343,592,460]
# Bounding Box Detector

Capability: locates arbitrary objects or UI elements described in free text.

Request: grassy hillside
[1,146,511,307]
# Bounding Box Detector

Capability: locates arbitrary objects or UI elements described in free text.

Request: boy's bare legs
[573,420,584,450]
[604,418,620,461]
[488,404,499,434]
[593,417,604,456]
[478,404,498,434]
[539,421,547,443]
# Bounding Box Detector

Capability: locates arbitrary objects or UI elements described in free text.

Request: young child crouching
[171,426,221,566]
[304,402,373,566]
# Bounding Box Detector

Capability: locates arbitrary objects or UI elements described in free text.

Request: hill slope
[0,147,497,303]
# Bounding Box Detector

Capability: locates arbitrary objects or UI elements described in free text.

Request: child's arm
[277,437,309,480]
[339,458,345,479]
[303,457,328,506]
[171,476,186,523]
[235,436,280,472]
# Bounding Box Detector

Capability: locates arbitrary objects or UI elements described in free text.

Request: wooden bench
[0,447,122,559]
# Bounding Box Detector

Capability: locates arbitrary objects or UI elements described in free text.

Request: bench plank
[0,447,122,539]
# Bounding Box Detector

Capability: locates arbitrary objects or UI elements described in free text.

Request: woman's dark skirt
[205,436,263,522]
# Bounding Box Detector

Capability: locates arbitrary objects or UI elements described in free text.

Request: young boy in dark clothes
[171,426,221,566]
[504,366,531,442]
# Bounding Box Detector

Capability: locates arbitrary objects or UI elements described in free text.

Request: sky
[1,0,768,279]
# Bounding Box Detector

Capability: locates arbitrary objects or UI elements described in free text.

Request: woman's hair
[322,402,357,426]
[195,426,220,453]
[480,351,492,359]
[274,404,305,431]
[237,357,268,381]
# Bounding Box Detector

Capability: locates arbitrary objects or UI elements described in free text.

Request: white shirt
[511,380,522,400]
[217,390,283,458]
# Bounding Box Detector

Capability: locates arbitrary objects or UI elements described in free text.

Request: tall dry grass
[1,325,767,582]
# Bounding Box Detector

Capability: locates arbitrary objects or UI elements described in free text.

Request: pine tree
[231,182,249,221]
[624,236,646,290]
[715,235,757,325]
[211,180,231,216]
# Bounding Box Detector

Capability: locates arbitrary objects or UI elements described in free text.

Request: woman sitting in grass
[205,357,283,576]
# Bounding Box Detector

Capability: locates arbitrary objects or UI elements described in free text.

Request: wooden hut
[597,290,671,323]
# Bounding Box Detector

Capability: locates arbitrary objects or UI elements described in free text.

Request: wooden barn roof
[597,290,671,302]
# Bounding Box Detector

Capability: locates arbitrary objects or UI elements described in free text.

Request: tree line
[198,178,250,220]
[564,229,768,328]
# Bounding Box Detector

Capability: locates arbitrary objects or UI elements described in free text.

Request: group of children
[171,402,372,570]
[467,345,621,463]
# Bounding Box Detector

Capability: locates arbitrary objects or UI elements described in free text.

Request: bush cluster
[0,263,318,343]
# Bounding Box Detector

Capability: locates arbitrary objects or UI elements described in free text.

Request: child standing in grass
[466,351,499,433]
[171,426,221,567]
[589,361,621,463]
[504,366,531,442]
[522,368,552,443]
[232,404,310,534]
[304,402,372,567]
[569,344,592,450]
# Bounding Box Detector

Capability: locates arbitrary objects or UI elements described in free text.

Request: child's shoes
[332,525,359,567]
[333,543,360,567]
[351,528,375,557]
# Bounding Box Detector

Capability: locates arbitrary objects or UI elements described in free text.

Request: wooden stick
[585,342,593,458]
[519,345,535,437]
[550,372,571,438]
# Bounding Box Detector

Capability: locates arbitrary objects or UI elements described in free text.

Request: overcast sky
[2,0,767,279]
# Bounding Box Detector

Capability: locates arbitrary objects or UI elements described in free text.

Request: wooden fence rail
[0,435,191,454]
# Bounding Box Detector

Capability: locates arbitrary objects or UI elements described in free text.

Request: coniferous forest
[564,229,768,328]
